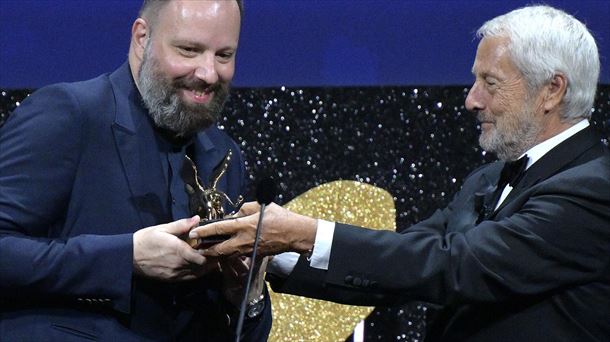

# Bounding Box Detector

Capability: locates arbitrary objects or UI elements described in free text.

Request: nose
[465,82,484,112]
[193,53,219,85]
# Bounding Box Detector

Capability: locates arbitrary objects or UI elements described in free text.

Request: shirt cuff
[309,219,335,270]
[267,219,336,275]
[267,251,300,277]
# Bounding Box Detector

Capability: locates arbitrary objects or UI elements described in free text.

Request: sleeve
[0,85,134,313]
[272,168,610,307]
[268,219,335,276]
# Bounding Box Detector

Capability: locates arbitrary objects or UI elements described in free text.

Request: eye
[484,77,497,86]
[178,46,198,56]
[217,51,235,62]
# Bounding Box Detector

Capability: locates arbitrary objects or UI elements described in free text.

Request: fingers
[204,240,237,258]
[221,256,249,275]
[180,244,206,265]
[162,215,200,236]
[188,217,238,239]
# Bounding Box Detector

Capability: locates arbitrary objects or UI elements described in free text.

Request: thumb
[160,215,200,236]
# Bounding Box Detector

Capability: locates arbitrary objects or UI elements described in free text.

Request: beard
[478,100,542,161]
[138,45,229,137]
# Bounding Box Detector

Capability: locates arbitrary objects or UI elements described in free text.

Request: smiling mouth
[183,88,214,104]
[479,122,496,132]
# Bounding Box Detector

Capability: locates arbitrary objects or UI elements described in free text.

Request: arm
[279,169,610,306]
[0,85,214,313]
[0,85,134,311]
[192,164,610,307]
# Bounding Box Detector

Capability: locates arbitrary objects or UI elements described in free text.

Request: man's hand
[219,256,268,307]
[188,202,317,257]
[133,215,219,281]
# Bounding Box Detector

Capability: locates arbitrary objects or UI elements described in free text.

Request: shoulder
[540,150,610,194]
[1,72,118,151]
[11,72,114,121]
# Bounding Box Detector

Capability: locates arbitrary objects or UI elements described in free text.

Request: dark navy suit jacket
[271,125,610,341]
[0,63,271,341]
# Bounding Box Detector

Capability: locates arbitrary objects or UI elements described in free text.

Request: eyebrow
[172,39,237,51]
[172,39,204,47]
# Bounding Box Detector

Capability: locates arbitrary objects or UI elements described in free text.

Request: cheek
[162,59,194,79]
[496,81,529,114]
[491,90,521,118]
[216,63,236,83]
[152,49,192,79]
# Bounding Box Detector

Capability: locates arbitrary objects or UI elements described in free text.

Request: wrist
[132,230,144,276]
[291,215,317,253]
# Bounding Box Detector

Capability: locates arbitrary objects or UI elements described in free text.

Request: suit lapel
[467,163,502,224]
[109,63,168,228]
[493,126,600,214]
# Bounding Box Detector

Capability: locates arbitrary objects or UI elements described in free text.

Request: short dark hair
[139,0,244,26]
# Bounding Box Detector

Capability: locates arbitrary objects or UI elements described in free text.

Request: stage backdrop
[2,0,609,341]
[1,85,608,341]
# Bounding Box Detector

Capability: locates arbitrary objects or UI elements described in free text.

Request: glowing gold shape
[268,180,396,341]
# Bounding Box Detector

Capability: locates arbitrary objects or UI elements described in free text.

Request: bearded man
[192,5,610,341]
[0,1,271,340]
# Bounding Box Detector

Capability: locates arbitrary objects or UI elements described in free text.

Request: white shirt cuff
[267,219,336,276]
[267,251,301,277]
[309,219,335,270]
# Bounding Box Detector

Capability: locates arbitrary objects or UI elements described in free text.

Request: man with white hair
[192,5,610,341]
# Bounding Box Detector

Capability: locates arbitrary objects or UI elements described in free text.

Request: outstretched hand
[188,202,318,258]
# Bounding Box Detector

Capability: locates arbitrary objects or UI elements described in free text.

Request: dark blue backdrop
[1,0,608,88]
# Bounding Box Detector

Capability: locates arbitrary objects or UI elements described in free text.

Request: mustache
[477,113,495,123]
[173,76,223,94]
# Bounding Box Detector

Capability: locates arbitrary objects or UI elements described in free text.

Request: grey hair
[477,5,600,123]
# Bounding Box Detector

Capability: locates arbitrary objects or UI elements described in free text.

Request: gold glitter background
[268,180,396,341]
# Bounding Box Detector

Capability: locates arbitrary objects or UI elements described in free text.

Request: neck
[534,112,576,146]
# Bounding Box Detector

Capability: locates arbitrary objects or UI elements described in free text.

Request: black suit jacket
[271,126,610,341]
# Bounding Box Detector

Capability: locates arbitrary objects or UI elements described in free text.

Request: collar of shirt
[496,119,588,210]
[521,119,589,171]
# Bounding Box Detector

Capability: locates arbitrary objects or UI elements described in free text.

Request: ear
[542,73,567,113]
[131,18,149,62]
